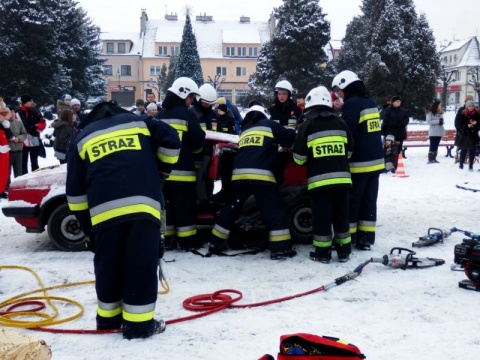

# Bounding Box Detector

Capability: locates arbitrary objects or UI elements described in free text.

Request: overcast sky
[76,0,479,44]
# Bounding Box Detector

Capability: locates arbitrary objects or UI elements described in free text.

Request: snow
[1,110,480,359]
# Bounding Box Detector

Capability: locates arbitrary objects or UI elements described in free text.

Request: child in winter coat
[383,134,399,173]
[52,108,76,164]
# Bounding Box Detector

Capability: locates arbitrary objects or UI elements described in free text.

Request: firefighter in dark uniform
[65,102,181,340]
[268,80,302,129]
[208,105,297,260]
[332,70,384,250]
[189,83,217,131]
[158,77,206,250]
[293,86,354,263]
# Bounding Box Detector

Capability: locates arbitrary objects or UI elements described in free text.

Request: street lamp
[116,68,121,87]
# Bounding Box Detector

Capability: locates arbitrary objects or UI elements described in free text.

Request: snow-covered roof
[142,18,270,59]
[456,37,480,67]
[329,40,342,50]
[441,38,472,52]
[99,32,144,55]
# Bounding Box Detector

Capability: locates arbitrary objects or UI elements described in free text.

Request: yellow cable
[0,265,169,329]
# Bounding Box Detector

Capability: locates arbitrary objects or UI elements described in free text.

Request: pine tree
[164,55,178,94]
[0,0,106,105]
[175,15,204,86]
[250,0,330,98]
[334,0,440,117]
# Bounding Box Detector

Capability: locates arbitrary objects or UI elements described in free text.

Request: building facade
[437,36,480,106]
[100,11,275,107]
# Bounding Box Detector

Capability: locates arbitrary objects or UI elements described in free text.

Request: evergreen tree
[250,0,330,98]
[164,55,179,94]
[0,0,106,106]
[175,15,204,86]
[335,0,440,117]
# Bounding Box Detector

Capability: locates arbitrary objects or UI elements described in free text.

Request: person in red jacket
[17,94,46,174]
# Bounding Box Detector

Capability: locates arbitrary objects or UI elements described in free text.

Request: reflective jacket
[66,113,181,234]
[189,102,216,131]
[341,96,384,174]
[232,119,295,184]
[293,107,353,191]
[268,99,302,129]
[158,104,205,182]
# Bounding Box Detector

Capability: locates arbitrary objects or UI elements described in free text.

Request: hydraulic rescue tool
[371,247,445,270]
[412,227,456,247]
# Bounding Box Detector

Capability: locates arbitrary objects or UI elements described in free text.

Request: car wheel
[47,203,87,251]
[289,197,312,244]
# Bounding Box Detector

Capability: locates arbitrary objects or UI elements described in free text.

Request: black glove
[85,233,96,253]
[158,236,165,259]
[439,118,444,125]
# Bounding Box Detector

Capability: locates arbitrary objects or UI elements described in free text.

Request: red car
[2,131,312,251]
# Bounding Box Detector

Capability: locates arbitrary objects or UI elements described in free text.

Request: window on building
[443,56,447,63]
[449,55,452,63]
[150,66,161,76]
[121,65,131,76]
[454,54,457,63]
[158,46,168,55]
[237,47,246,56]
[216,66,227,76]
[171,46,180,56]
[118,43,126,53]
[235,89,248,106]
[103,65,113,75]
[455,92,460,104]
[217,89,233,103]
[106,43,114,53]
[236,67,247,76]
[226,47,235,56]
[249,47,258,57]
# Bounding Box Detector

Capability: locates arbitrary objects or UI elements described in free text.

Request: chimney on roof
[165,13,178,21]
[268,12,276,37]
[140,9,148,34]
[196,13,213,22]
[240,16,250,23]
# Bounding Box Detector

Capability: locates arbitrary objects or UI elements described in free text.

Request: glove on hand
[158,236,165,259]
[85,233,96,253]
[439,118,444,125]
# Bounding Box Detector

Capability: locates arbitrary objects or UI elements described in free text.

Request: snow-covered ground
[1,110,480,359]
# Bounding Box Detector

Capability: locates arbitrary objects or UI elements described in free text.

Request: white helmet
[246,105,271,119]
[168,77,200,99]
[198,84,217,104]
[305,86,332,109]
[70,98,81,106]
[332,70,360,90]
[274,80,293,94]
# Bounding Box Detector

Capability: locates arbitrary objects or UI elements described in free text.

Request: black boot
[123,319,166,340]
[334,242,352,263]
[96,314,122,330]
[309,247,332,263]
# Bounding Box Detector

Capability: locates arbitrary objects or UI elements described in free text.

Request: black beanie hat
[21,94,33,104]
[391,95,402,103]
[218,104,228,113]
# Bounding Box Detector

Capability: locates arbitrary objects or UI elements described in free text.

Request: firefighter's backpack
[258,333,366,359]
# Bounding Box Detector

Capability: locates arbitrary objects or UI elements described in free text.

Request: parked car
[2,131,312,251]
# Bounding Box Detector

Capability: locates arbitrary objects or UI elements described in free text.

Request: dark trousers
[22,146,40,174]
[311,188,350,248]
[210,182,292,253]
[349,173,380,246]
[6,150,23,190]
[163,182,197,249]
[459,148,476,168]
[94,220,160,323]
[428,136,442,152]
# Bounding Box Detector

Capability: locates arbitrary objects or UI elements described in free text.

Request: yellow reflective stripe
[307,135,347,147]
[177,225,197,238]
[232,173,276,182]
[168,123,188,132]
[97,306,122,318]
[308,177,352,190]
[212,227,229,240]
[91,204,160,226]
[241,127,274,138]
[350,223,357,234]
[293,157,306,165]
[67,195,89,211]
[165,226,175,237]
[350,163,385,173]
[334,236,351,245]
[192,146,204,154]
[122,310,155,323]
[166,175,196,182]
[358,221,376,232]
[79,127,150,160]
[313,239,332,248]
[157,146,180,164]
[269,229,291,242]
[358,109,380,124]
